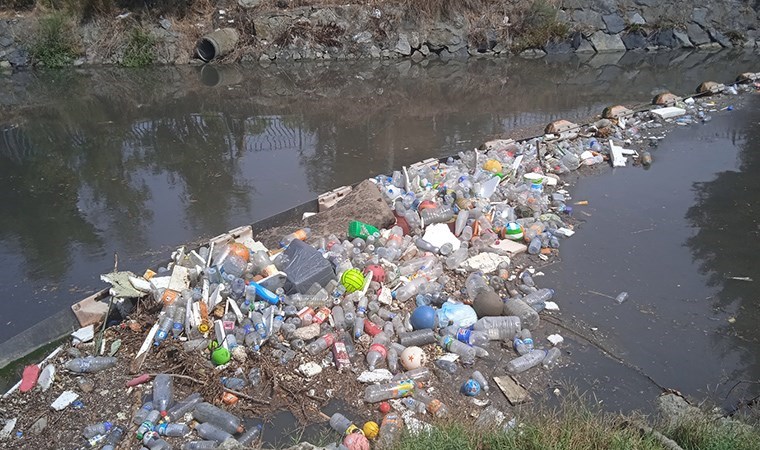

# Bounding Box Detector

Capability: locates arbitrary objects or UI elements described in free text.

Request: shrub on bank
[121,27,155,67]
[30,12,79,68]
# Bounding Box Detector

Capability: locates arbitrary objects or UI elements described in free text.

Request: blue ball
[462,379,481,396]
[410,305,436,330]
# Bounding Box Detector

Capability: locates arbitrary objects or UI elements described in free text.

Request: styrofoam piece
[555,227,575,237]
[0,418,17,439]
[51,391,79,411]
[421,223,460,251]
[357,369,393,383]
[545,301,560,311]
[168,265,191,292]
[608,140,627,167]
[651,107,686,119]
[462,253,511,274]
[37,364,56,391]
[547,334,564,345]
[299,362,323,378]
[71,325,95,344]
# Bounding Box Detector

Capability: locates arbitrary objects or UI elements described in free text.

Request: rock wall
[0,0,758,68]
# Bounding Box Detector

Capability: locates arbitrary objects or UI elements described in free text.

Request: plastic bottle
[252,250,277,277]
[182,441,219,450]
[521,288,554,306]
[83,421,112,439]
[64,356,118,373]
[472,370,489,392]
[306,332,336,356]
[543,347,561,368]
[280,228,311,248]
[413,391,449,418]
[329,413,361,435]
[250,311,267,338]
[133,402,154,425]
[391,367,432,383]
[221,377,246,390]
[513,330,532,356]
[378,413,403,449]
[192,402,245,434]
[455,209,469,236]
[172,305,186,338]
[166,393,202,422]
[363,379,416,403]
[419,205,454,227]
[387,347,399,374]
[331,305,346,330]
[237,424,263,445]
[195,422,233,443]
[528,238,542,255]
[506,349,547,374]
[366,333,390,370]
[472,316,522,339]
[521,329,534,352]
[399,329,437,347]
[101,426,124,450]
[221,254,247,279]
[136,410,160,440]
[152,374,173,417]
[153,315,174,346]
[503,298,540,330]
[156,422,191,437]
[439,335,475,365]
[442,326,489,347]
[143,433,172,450]
[465,272,490,300]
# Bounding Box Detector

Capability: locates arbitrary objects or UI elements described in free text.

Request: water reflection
[684,98,760,409]
[0,49,757,344]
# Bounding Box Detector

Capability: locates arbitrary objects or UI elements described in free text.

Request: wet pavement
[1,49,759,416]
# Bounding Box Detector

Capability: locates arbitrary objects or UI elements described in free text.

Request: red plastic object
[126,373,152,387]
[379,402,391,414]
[19,365,40,392]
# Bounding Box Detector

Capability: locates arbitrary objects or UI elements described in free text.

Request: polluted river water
[0,49,758,444]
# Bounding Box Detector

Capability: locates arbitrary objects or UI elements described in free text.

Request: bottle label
[390,380,415,398]
[364,320,383,336]
[161,289,179,305]
[293,229,309,241]
[368,343,387,358]
[456,328,471,343]
[441,335,454,350]
[313,307,331,324]
[427,399,443,415]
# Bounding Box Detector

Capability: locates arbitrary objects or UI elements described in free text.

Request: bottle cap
[211,347,231,366]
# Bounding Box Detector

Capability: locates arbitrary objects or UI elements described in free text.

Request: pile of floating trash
[2,74,757,450]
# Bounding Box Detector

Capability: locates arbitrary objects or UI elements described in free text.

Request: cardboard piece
[493,375,531,405]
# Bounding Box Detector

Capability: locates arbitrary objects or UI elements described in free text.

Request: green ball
[211,347,231,366]
[341,268,365,293]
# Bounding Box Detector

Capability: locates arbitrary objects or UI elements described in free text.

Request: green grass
[393,395,760,450]
[121,27,156,68]
[511,0,570,52]
[663,415,760,450]
[31,13,79,68]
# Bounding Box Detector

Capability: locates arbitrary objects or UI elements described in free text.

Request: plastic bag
[437,302,478,328]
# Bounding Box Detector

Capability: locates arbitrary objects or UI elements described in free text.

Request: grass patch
[511,0,569,52]
[395,398,664,450]
[663,415,760,450]
[30,12,80,68]
[121,27,156,67]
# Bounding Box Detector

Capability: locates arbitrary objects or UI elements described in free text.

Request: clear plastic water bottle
[143,433,172,450]
[153,315,174,346]
[399,329,437,346]
[182,441,219,450]
[237,424,263,445]
[64,356,118,373]
[156,422,190,437]
[472,316,522,339]
[472,370,489,392]
[441,326,489,347]
[522,288,554,306]
[194,422,233,443]
[101,426,124,450]
[82,421,112,439]
[439,335,475,365]
[387,347,399,374]
[192,402,244,434]
[528,238,542,255]
[133,401,154,425]
[413,391,449,418]
[543,347,561,368]
[172,305,186,338]
[152,374,173,417]
[506,349,547,374]
[419,205,454,227]
[366,333,390,370]
[221,377,246,390]
[306,332,336,356]
[166,392,202,422]
[401,396,427,413]
[331,305,346,330]
[363,379,416,403]
[391,367,432,383]
[503,298,540,330]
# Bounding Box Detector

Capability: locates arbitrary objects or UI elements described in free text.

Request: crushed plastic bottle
[64,357,118,373]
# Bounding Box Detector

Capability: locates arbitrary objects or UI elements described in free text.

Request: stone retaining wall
[0,0,758,68]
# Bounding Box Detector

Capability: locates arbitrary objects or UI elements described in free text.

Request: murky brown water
[1,50,758,423]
